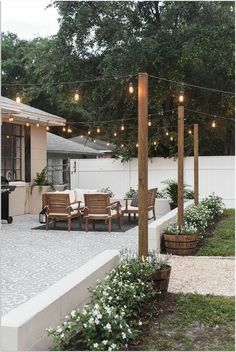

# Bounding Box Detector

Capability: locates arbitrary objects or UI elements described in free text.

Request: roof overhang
[1,96,66,126]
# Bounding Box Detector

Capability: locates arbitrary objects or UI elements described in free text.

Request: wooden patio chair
[83,193,122,232]
[122,187,157,221]
[42,193,81,231]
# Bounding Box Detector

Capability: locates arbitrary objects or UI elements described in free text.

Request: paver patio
[2,215,234,316]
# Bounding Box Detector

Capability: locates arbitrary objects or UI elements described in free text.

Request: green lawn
[197,208,235,256]
[129,293,235,351]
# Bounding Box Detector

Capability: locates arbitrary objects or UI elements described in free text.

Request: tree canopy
[2,1,235,159]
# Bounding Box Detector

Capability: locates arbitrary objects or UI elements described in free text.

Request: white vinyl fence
[70,156,235,208]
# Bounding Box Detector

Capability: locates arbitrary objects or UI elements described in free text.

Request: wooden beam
[138,72,148,257]
[178,105,184,227]
[194,123,199,205]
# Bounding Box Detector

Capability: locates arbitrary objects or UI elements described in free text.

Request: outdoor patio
[1,215,139,315]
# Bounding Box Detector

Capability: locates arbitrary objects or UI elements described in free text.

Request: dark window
[1,123,23,181]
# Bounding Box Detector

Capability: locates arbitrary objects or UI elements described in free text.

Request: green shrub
[201,194,225,218]
[184,203,212,235]
[48,255,160,351]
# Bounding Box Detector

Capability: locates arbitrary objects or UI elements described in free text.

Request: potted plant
[161,179,194,210]
[148,251,172,294]
[163,223,198,255]
[99,187,114,198]
[125,187,138,198]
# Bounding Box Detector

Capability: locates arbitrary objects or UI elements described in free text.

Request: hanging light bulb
[212,120,216,128]
[178,86,184,105]
[121,121,125,131]
[46,121,50,131]
[113,131,117,137]
[16,92,21,103]
[93,139,96,143]
[166,131,169,136]
[88,128,91,135]
[136,143,139,148]
[170,136,173,141]
[63,126,66,132]
[153,141,157,146]
[106,142,110,146]
[96,127,100,134]
[68,127,72,133]
[80,134,83,138]
[148,119,152,127]
[26,118,30,127]
[129,82,134,94]
[121,144,124,148]
[9,115,14,122]
[36,119,40,127]
[188,129,192,135]
[74,89,80,101]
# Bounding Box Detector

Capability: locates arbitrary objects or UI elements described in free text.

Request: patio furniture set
[42,188,157,232]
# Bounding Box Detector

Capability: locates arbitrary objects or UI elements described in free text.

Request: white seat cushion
[54,190,75,204]
[121,205,138,211]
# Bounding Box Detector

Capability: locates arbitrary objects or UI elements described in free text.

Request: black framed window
[1,123,23,181]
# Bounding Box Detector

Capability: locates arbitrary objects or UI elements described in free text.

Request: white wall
[70,156,235,208]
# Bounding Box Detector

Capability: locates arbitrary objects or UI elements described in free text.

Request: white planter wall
[70,156,235,208]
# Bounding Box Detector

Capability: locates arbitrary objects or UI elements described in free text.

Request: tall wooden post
[178,104,184,227]
[194,124,199,205]
[138,73,148,257]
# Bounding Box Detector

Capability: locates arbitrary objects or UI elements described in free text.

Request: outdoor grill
[1,176,16,223]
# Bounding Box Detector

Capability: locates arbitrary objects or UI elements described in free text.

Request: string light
[113,131,117,137]
[170,136,173,141]
[166,131,169,136]
[80,134,83,138]
[148,119,152,127]
[178,86,184,105]
[74,89,80,101]
[188,129,192,134]
[93,139,96,143]
[68,127,72,133]
[121,144,124,148]
[106,142,110,146]
[129,82,134,94]
[153,141,157,146]
[212,120,216,128]
[136,143,139,148]
[36,119,40,127]
[46,121,50,131]
[26,118,30,127]
[62,126,66,132]
[9,115,14,122]
[88,129,91,135]
[16,92,21,103]
[121,121,125,131]
[96,127,101,133]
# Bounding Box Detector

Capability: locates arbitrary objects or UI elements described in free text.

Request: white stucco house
[1,96,66,215]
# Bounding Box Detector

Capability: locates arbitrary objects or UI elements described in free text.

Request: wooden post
[194,124,199,205]
[178,105,184,227]
[138,72,148,257]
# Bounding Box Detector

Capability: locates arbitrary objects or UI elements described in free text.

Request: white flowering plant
[165,223,198,235]
[183,194,224,235]
[47,254,158,351]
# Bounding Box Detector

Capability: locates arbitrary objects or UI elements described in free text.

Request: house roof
[69,136,116,153]
[47,133,102,156]
[1,96,66,126]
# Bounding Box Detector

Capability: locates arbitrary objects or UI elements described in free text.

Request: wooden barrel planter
[151,265,171,292]
[164,234,198,255]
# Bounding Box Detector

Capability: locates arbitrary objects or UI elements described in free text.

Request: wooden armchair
[122,187,157,221]
[42,193,81,231]
[83,193,122,232]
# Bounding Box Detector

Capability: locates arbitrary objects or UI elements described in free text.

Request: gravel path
[168,255,235,296]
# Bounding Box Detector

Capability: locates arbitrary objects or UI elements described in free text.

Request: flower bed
[48,252,169,351]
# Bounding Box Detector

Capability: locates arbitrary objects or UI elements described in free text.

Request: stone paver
[1,215,235,315]
[1,215,138,314]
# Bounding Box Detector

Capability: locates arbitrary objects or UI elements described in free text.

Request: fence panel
[70,156,235,208]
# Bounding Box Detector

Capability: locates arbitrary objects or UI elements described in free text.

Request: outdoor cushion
[121,205,138,211]
[54,190,75,204]
[48,210,78,216]
[74,188,98,203]
[130,193,139,207]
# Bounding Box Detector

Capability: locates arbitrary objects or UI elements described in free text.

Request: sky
[1,0,59,39]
